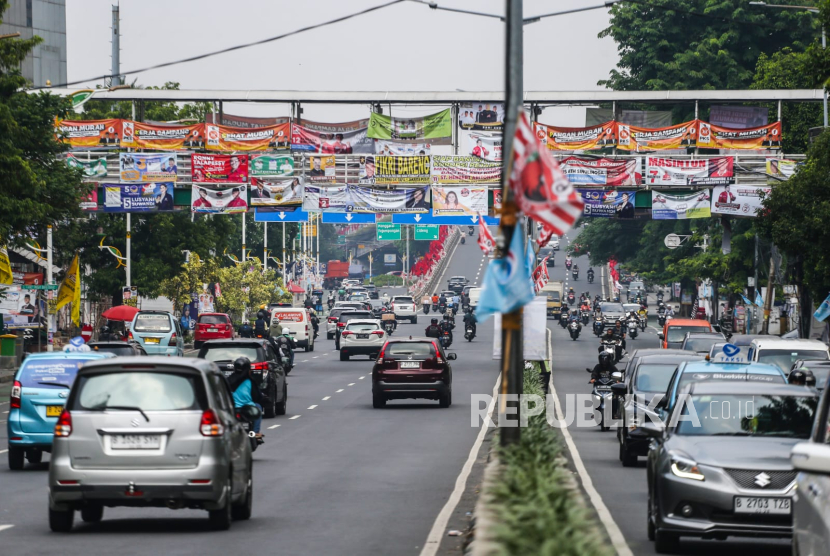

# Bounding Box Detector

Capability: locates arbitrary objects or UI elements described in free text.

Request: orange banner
[204,122,291,152]
[533,121,616,151]
[120,121,205,150]
[697,121,782,150]
[56,118,122,148]
[616,120,699,152]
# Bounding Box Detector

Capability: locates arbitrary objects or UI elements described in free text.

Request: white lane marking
[347,383,355,386]
[420,373,500,556]
[322,396,331,401]
[268,424,281,430]
[336,389,344,393]
[289,415,301,420]
[0,420,5,423]
[313,356,319,359]
[307,405,318,410]
[0,525,14,533]
[0,450,6,454]
[359,376,365,380]
[0,401,8,406]
[1,411,7,414]
[545,332,634,556]
[299,360,308,363]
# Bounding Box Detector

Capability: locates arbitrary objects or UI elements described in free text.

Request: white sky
[66,0,618,126]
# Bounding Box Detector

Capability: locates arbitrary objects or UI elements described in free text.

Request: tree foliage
[214,265,291,320]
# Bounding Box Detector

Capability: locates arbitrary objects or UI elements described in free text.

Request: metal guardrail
[411,228,461,301]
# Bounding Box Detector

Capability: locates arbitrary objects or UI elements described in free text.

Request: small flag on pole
[0,246,12,285]
[475,228,535,322]
[477,213,495,254]
[814,292,830,322]
[755,290,764,307]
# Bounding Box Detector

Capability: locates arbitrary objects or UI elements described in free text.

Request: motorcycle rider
[452,293,461,315]
[422,295,431,313]
[254,312,269,338]
[599,326,625,361]
[565,254,572,269]
[439,316,454,346]
[273,329,296,370]
[572,263,579,276]
[589,351,620,383]
[425,318,442,339]
[432,292,439,308]
[228,357,263,440]
[309,310,320,339]
[613,319,628,353]
[587,267,595,282]
[381,291,390,305]
[327,295,335,311]
[463,308,477,338]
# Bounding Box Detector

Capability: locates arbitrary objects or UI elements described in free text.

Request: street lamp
[749,2,827,127]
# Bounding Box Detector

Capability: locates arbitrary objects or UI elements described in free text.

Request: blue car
[129,311,184,356]
[7,351,116,470]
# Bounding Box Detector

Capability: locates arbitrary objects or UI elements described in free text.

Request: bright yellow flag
[0,246,12,285]
[56,252,81,326]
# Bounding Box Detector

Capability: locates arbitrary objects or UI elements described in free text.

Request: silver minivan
[48,357,253,532]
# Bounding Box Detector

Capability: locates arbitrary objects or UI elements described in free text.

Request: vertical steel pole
[264,222,268,272]
[111,4,120,86]
[126,214,131,288]
[762,255,776,334]
[46,225,54,351]
[316,213,320,285]
[824,26,828,127]
[406,225,410,287]
[282,222,287,286]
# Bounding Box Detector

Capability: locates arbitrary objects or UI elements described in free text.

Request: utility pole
[499,0,524,446]
[263,222,268,272]
[282,222,287,286]
[111,4,121,86]
[46,225,54,351]
[762,255,776,334]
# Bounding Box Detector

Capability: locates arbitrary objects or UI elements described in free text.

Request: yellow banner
[0,246,12,285]
[56,253,81,326]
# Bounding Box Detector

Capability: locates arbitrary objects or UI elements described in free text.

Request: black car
[447,276,468,294]
[197,338,287,418]
[363,284,379,300]
[371,338,456,408]
[87,341,147,356]
[335,310,374,349]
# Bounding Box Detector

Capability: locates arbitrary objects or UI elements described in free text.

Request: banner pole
[282,222,287,287]
[47,225,54,351]
[242,213,247,263]
[264,222,268,272]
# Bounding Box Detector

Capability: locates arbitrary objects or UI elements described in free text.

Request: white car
[550,235,560,250]
[391,296,417,324]
[339,319,386,361]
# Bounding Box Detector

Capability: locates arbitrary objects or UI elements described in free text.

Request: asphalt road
[0,235,499,555]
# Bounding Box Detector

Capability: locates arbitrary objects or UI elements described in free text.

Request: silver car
[48,357,253,532]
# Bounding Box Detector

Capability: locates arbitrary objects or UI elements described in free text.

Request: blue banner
[119,153,178,182]
[578,189,637,218]
[103,183,175,213]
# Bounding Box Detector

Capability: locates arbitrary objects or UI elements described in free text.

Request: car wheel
[327,332,334,340]
[231,473,253,521]
[654,531,679,554]
[372,393,386,408]
[49,507,75,532]
[26,449,43,464]
[620,439,637,467]
[194,341,202,349]
[439,389,451,408]
[8,446,24,470]
[309,341,314,352]
[208,482,233,531]
[412,316,417,324]
[276,385,287,416]
[340,352,349,361]
[81,503,104,523]
[264,383,277,419]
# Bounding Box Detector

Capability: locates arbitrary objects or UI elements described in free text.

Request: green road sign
[337,235,346,244]
[24,284,58,290]
[376,223,401,241]
[414,224,439,240]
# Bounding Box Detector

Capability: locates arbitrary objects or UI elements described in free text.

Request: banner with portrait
[534,121,616,151]
[80,188,98,212]
[119,153,179,182]
[557,157,640,187]
[459,129,503,162]
[56,118,121,148]
[697,121,782,150]
[374,141,431,156]
[191,153,249,183]
[250,154,294,178]
[651,191,712,220]
[458,102,504,131]
[204,122,291,151]
[0,286,47,329]
[358,155,431,185]
[430,155,501,184]
[250,178,303,207]
[710,185,770,217]
[432,186,488,216]
[367,109,452,144]
[191,185,249,214]
[302,184,350,212]
[346,184,430,213]
[766,158,800,182]
[644,156,734,186]
[291,118,373,153]
[120,121,204,150]
[65,154,108,178]
[578,190,637,218]
[307,155,337,183]
[103,183,176,213]
[616,120,699,152]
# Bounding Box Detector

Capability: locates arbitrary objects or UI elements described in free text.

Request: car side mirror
[657,332,664,340]
[610,383,627,396]
[640,422,665,438]
[446,353,457,361]
[791,442,830,474]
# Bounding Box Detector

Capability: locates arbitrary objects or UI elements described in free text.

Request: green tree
[215,264,290,320]
[77,82,212,123]
[158,255,221,312]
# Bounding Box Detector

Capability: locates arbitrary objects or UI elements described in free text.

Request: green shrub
[369,275,404,287]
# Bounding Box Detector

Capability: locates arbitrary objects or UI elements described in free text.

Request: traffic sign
[377,223,401,241]
[24,284,58,290]
[392,212,499,226]
[322,212,376,224]
[664,233,681,249]
[414,224,439,240]
[254,209,310,222]
[337,235,346,244]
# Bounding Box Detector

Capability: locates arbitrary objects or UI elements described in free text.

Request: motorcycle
[461,237,466,245]
[236,404,264,452]
[382,319,396,336]
[638,313,647,331]
[572,270,579,281]
[587,272,594,284]
[568,320,581,341]
[423,303,430,315]
[465,325,476,342]
[600,338,623,363]
[468,227,474,236]
[559,312,569,329]
[438,302,447,314]
[567,293,576,305]
[627,318,639,340]
[586,371,621,432]
[656,292,664,304]
[440,329,453,348]
[565,260,572,270]
[592,317,604,336]
[432,302,439,313]
[581,310,591,326]
[657,312,667,327]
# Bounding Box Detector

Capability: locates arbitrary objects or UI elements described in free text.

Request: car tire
[327,332,334,340]
[309,341,314,352]
[194,341,202,350]
[264,383,277,419]
[372,393,386,408]
[26,449,43,464]
[276,385,287,416]
[8,446,24,470]
[49,506,75,532]
[439,389,451,408]
[412,316,417,324]
[208,483,233,531]
[340,352,349,361]
[654,531,679,554]
[620,439,637,467]
[81,504,104,523]
[231,474,253,521]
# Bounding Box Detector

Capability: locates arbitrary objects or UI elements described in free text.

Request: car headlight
[670,456,705,481]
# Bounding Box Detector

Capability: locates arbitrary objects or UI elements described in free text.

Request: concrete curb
[0,369,15,383]
[467,450,501,556]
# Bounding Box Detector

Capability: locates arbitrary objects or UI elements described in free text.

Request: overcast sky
[66,0,618,126]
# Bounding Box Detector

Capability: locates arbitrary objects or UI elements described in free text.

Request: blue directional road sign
[253,209,310,222]
[392,212,499,226]
[322,212,376,224]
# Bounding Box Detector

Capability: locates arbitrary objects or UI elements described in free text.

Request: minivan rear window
[18,358,84,389]
[198,314,228,324]
[201,345,262,363]
[758,349,830,374]
[75,372,205,411]
[667,326,711,343]
[385,342,436,359]
[133,313,172,332]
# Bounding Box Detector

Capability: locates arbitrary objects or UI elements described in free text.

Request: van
[541,280,564,318]
[658,318,713,349]
[270,308,315,352]
[748,338,830,375]
[468,287,483,308]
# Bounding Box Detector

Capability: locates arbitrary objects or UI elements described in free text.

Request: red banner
[616,120,699,152]
[697,121,782,150]
[121,121,205,150]
[204,122,291,152]
[558,156,641,186]
[191,153,249,183]
[534,121,616,151]
[56,118,122,148]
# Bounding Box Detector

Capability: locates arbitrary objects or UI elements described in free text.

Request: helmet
[431,318,438,325]
[233,357,251,374]
[788,369,807,386]
[805,369,817,387]
[598,351,613,366]
[259,304,266,310]
[282,328,292,336]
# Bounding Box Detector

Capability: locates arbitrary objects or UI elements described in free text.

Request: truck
[541,280,564,319]
[324,260,349,289]
[348,263,365,280]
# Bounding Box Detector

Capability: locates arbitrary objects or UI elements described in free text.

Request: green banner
[368,108,452,143]
[376,223,402,241]
[66,154,108,178]
[414,224,439,240]
[250,154,294,178]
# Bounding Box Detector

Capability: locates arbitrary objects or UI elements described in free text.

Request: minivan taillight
[10,380,21,409]
[54,410,72,437]
[251,362,268,371]
[200,409,225,436]
[168,332,177,346]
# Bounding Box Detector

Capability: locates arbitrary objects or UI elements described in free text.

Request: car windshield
[385,342,435,359]
[675,394,816,438]
[201,345,261,363]
[17,358,84,388]
[600,303,624,313]
[91,345,135,356]
[346,323,379,332]
[198,315,227,324]
[678,370,785,391]
[684,338,724,353]
[757,349,829,374]
[635,364,678,393]
[133,313,172,332]
[544,291,560,302]
[75,372,204,411]
[667,326,711,343]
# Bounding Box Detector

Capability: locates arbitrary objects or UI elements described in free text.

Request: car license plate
[208,328,218,333]
[110,434,162,450]
[401,361,420,369]
[734,497,791,515]
[46,405,63,417]
[144,337,160,344]
[357,333,369,339]
[223,370,233,378]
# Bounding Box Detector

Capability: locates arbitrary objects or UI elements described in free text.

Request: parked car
[748,338,830,376]
[7,351,116,470]
[87,341,147,356]
[658,318,713,349]
[129,311,185,356]
[391,296,417,324]
[335,310,374,350]
[47,357,254,532]
[339,319,386,361]
[680,332,726,354]
[194,312,234,348]
[371,338,456,408]
[197,339,287,418]
[269,308,315,352]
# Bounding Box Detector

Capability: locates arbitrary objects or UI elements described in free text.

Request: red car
[371,338,456,408]
[194,313,234,348]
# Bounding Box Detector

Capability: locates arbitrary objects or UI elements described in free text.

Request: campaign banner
[367,109,452,144]
[534,121,616,151]
[204,122,291,151]
[65,154,108,178]
[302,184,350,212]
[191,185,249,214]
[120,121,204,150]
[651,191,712,220]
[250,154,294,178]
[460,129,503,162]
[458,102,504,131]
[644,156,734,186]
[346,184,430,213]
[119,153,179,182]
[432,186,488,216]
[430,155,501,184]
[250,178,303,207]
[359,155,431,185]
[291,118,373,154]
[307,155,337,183]
[697,121,782,150]
[617,120,699,152]
[56,118,121,148]
[375,141,431,156]
[0,286,47,328]
[103,183,175,213]
[205,112,289,129]
[710,185,770,217]
[80,188,98,212]
[766,158,800,181]
[191,153,249,183]
[578,190,637,218]
[557,157,641,186]
[709,106,769,129]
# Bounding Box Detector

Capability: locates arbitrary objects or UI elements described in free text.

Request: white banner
[710,185,770,217]
[431,186,488,216]
[250,178,303,207]
[374,141,431,156]
[302,184,350,212]
[460,129,502,162]
[645,156,734,186]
